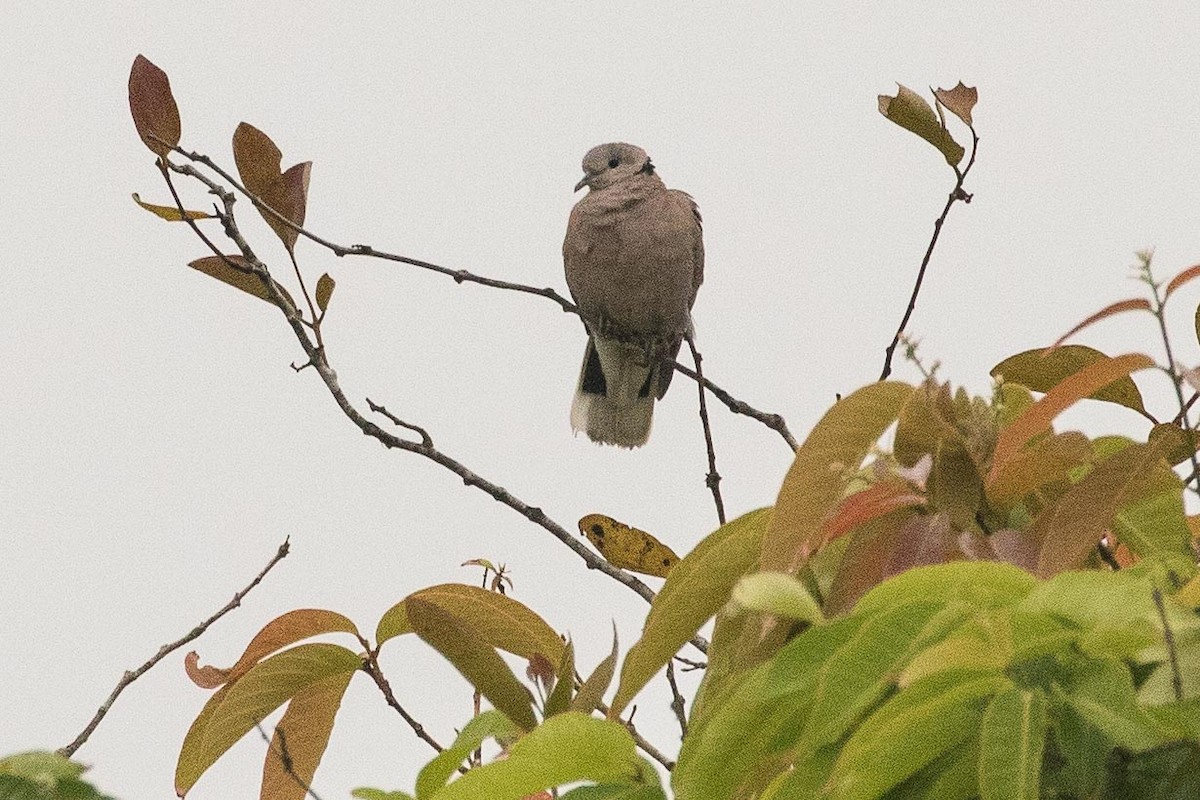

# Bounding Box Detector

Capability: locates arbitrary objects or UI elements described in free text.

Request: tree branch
[879,127,979,381]
[686,334,726,526]
[59,539,290,757]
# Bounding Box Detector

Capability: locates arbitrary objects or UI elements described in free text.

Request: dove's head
[575,142,654,192]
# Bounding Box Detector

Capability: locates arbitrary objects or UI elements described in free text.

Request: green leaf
[353,790,417,800]
[406,597,537,732]
[878,84,966,165]
[175,642,361,795]
[315,273,335,313]
[1100,741,1200,800]
[544,640,575,718]
[991,346,1150,418]
[1114,480,1198,580]
[559,785,667,800]
[416,710,520,798]
[1055,658,1169,752]
[430,713,656,800]
[571,626,618,715]
[827,670,1011,800]
[979,688,1047,800]
[261,668,356,800]
[609,507,770,718]
[0,752,86,781]
[763,381,914,573]
[377,584,564,664]
[728,571,825,624]
[854,561,1036,616]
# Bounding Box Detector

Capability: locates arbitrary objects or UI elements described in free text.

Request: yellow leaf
[578,513,679,578]
[132,192,213,221]
[878,84,965,166]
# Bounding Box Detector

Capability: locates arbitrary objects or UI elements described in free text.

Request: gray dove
[563,142,704,447]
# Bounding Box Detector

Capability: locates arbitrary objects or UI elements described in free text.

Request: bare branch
[686,334,726,526]
[59,539,290,757]
[360,649,448,753]
[672,362,798,452]
[665,659,688,738]
[879,127,980,381]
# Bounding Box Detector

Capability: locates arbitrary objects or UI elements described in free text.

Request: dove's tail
[570,337,655,448]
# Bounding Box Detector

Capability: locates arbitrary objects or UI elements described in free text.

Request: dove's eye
[608,158,619,169]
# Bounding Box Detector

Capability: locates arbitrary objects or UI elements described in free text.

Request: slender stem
[879,128,979,381]
[1152,588,1183,701]
[59,540,290,757]
[665,659,688,738]
[686,334,726,526]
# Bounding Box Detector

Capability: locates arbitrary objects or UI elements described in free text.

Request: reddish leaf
[232,123,311,253]
[985,431,1091,504]
[933,83,977,127]
[188,255,296,308]
[128,55,180,158]
[988,352,1155,486]
[232,122,283,197]
[822,481,926,544]
[1047,298,1151,351]
[1165,263,1200,300]
[260,669,355,800]
[1033,441,1170,576]
[185,608,358,689]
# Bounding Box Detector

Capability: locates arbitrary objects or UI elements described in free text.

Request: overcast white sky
[6,4,1200,798]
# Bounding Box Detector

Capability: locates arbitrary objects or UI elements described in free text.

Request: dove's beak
[574,175,590,192]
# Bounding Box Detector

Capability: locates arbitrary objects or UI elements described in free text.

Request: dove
[563,142,704,447]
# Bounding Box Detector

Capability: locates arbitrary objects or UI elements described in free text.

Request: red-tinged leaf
[1033,441,1170,576]
[315,273,335,314]
[405,597,537,732]
[188,255,296,308]
[991,345,1150,418]
[1165,263,1200,299]
[266,161,312,251]
[185,609,358,689]
[762,382,915,573]
[1195,302,1200,349]
[1047,298,1152,351]
[376,584,563,664]
[824,511,953,614]
[261,669,355,800]
[878,84,965,166]
[822,481,926,544]
[128,55,180,158]
[132,192,213,221]
[175,643,360,796]
[985,431,1092,504]
[232,122,283,198]
[934,83,977,127]
[988,352,1155,486]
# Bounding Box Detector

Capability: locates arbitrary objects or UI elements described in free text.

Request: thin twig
[360,649,447,753]
[665,659,688,738]
[1152,588,1184,701]
[879,127,979,381]
[595,700,676,771]
[686,334,726,526]
[161,145,793,453]
[672,363,797,451]
[256,722,325,800]
[59,539,290,757]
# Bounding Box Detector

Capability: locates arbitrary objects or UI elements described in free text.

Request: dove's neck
[590,173,665,213]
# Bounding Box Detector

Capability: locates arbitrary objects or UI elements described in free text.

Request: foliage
[107,57,1200,799]
[0,751,116,800]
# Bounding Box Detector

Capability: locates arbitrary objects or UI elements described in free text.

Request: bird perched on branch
[563,142,705,448]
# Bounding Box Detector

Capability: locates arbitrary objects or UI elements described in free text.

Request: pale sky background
[6,4,1200,799]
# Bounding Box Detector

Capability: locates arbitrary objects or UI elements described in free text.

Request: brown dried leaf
[985,431,1092,504]
[128,55,180,158]
[260,669,355,800]
[261,161,312,252]
[232,122,283,198]
[188,255,296,308]
[315,273,335,313]
[933,83,978,127]
[232,123,311,253]
[132,192,212,221]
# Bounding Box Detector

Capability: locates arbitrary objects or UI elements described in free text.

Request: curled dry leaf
[188,254,296,309]
[878,84,965,166]
[128,55,180,158]
[933,82,978,127]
